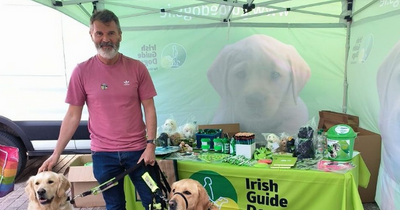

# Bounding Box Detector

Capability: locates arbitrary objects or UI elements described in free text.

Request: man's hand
[37,104,83,173]
[38,154,60,173]
[139,144,156,166]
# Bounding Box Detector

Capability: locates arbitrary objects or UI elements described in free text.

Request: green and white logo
[160,43,187,69]
[190,170,239,210]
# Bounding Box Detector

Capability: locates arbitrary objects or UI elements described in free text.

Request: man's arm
[38,105,83,172]
[142,97,157,141]
[140,98,157,165]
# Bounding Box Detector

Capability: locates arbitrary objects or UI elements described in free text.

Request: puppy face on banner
[207,34,311,140]
[225,44,292,118]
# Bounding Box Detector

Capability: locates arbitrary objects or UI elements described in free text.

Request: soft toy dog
[162,119,178,134]
[181,123,197,139]
[265,133,280,152]
[156,133,169,147]
[169,132,183,146]
[286,136,296,153]
[277,140,288,153]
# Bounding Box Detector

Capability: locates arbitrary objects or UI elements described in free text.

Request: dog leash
[69,160,171,210]
[145,161,171,209]
[69,160,146,205]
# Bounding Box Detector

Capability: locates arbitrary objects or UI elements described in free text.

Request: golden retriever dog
[207,34,311,143]
[168,179,218,210]
[25,171,72,210]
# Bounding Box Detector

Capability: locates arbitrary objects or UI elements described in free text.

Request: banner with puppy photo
[121,27,346,145]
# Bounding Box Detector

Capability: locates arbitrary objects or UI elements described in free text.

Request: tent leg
[342,0,353,114]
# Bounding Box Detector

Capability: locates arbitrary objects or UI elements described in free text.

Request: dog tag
[142,172,159,192]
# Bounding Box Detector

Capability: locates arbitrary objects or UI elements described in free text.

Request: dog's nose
[245,94,264,107]
[169,200,177,210]
[37,189,46,196]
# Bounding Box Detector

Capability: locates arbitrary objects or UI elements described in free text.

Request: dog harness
[171,192,216,210]
[172,192,188,209]
[68,161,145,205]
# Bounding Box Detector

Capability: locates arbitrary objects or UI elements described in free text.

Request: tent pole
[342,0,353,114]
[343,21,351,114]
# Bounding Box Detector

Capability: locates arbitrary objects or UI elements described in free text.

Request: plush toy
[266,133,280,152]
[181,123,197,139]
[295,139,314,159]
[286,136,296,153]
[179,141,193,153]
[162,119,177,134]
[169,132,182,146]
[156,132,169,147]
[298,126,314,140]
[277,140,287,153]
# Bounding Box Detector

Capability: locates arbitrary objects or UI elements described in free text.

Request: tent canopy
[7,1,400,209]
[33,0,350,30]
[29,0,355,131]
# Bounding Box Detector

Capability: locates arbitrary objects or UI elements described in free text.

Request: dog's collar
[207,200,215,210]
[173,192,188,210]
[67,196,77,205]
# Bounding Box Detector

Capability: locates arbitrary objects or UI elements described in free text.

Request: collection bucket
[326,124,357,161]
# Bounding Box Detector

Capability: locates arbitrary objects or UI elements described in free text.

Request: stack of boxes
[234,132,256,159]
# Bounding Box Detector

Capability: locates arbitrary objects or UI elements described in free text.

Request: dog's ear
[207,45,236,98]
[57,173,70,198]
[286,45,311,104]
[196,182,212,210]
[169,182,176,199]
[25,176,37,203]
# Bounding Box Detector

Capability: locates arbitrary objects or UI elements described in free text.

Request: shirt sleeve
[65,65,86,106]
[137,61,157,100]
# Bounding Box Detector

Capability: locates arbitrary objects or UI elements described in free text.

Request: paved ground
[364,202,380,210]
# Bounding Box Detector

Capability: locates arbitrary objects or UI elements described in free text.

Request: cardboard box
[318,110,359,132]
[354,128,381,203]
[197,124,240,149]
[198,123,240,139]
[236,143,256,159]
[67,155,105,208]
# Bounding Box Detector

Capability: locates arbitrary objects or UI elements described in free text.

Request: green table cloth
[125,152,370,210]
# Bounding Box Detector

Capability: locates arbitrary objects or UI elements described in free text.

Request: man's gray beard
[97,47,119,60]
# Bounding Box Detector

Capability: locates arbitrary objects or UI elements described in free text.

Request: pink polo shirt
[66,54,157,151]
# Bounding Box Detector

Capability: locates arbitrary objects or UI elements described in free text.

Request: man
[39,9,157,210]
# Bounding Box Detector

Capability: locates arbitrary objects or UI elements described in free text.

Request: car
[0,1,95,176]
[0,117,91,176]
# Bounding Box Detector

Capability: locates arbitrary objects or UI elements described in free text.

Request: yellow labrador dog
[25,171,72,210]
[207,34,311,142]
[168,179,218,210]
